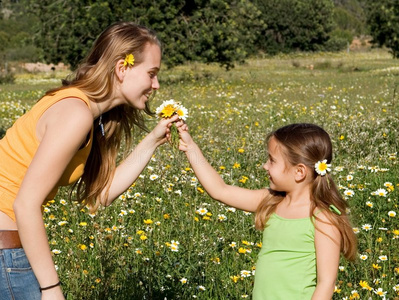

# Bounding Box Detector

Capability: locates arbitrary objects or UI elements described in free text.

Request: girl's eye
[149,73,157,79]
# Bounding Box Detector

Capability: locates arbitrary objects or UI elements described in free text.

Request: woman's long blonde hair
[44,22,161,211]
[255,123,357,261]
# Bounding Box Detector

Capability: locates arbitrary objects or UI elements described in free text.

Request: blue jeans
[0,248,41,300]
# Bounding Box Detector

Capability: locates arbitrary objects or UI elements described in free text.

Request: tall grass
[1,49,398,299]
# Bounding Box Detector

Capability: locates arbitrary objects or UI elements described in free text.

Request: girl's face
[119,43,161,110]
[263,137,296,192]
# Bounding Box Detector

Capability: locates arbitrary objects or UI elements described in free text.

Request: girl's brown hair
[255,123,357,261]
[44,22,161,211]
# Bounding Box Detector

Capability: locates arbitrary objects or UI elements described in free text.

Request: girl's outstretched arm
[178,126,267,212]
[312,212,341,300]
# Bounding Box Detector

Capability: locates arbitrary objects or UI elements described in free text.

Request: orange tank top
[0,87,93,221]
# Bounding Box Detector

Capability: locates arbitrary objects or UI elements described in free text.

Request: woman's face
[119,43,161,110]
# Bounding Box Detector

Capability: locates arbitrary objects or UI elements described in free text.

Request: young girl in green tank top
[178,123,357,300]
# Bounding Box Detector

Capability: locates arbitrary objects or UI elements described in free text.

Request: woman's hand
[150,115,179,146]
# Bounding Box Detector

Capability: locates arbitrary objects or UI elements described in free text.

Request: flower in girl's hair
[314,159,331,176]
[124,54,135,67]
[156,99,189,150]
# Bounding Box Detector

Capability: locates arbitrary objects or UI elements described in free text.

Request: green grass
[1,49,399,299]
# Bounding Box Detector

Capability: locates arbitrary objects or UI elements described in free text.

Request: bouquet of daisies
[156,99,188,150]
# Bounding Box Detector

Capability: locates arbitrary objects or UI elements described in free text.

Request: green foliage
[366,0,399,58]
[253,0,335,55]
[27,0,264,70]
[0,0,41,62]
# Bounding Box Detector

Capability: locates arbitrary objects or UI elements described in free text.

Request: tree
[253,0,335,54]
[27,0,265,69]
[366,0,399,58]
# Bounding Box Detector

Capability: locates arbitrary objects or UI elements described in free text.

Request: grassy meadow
[1,49,399,299]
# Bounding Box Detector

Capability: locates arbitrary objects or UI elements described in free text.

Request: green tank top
[252,213,316,299]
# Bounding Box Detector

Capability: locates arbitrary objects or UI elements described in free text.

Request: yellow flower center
[160,104,176,118]
[318,162,327,171]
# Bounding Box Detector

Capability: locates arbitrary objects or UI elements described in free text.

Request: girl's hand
[176,122,193,152]
[150,115,179,145]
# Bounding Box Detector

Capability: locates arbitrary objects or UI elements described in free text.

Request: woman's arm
[13,99,94,300]
[103,115,179,206]
[312,212,341,300]
[178,127,267,212]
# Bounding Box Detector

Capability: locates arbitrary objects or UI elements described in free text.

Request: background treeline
[0,0,397,70]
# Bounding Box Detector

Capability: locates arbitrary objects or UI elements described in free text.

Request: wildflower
[339,266,345,271]
[170,240,179,252]
[346,175,353,181]
[196,208,208,215]
[238,148,245,153]
[335,166,344,172]
[373,264,381,270]
[149,174,159,181]
[119,210,127,216]
[52,249,61,255]
[197,285,206,291]
[233,162,241,169]
[238,247,247,254]
[359,280,372,291]
[353,227,360,234]
[230,275,240,283]
[79,222,87,226]
[143,219,153,225]
[140,235,148,241]
[366,201,373,208]
[217,214,227,221]
[156,99,188,120]
[180,278,188,284]
[239,176,249,183]
[344,190,355,197]
[379,255,388,261]
[58,221,68,226]
[393,284,399,292]
[359,254,368,260]
[80,244,87,251]
[351,290,360,299]
[315,159,331,176]
[372,188,388,197]
[60,199,67,205]
[229,242,237,248]
[373,287,387,297]
[362,224,372,231]
[388,211,396,217]
[240,270,251,277]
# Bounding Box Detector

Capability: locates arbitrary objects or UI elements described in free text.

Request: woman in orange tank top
[0,22,182,300]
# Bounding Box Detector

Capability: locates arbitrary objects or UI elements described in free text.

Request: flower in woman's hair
[314,159,331,176]
[124,54,135,67]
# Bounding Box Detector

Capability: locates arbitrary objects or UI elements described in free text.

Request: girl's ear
[294,163,308,182]
[114,59,126,82]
